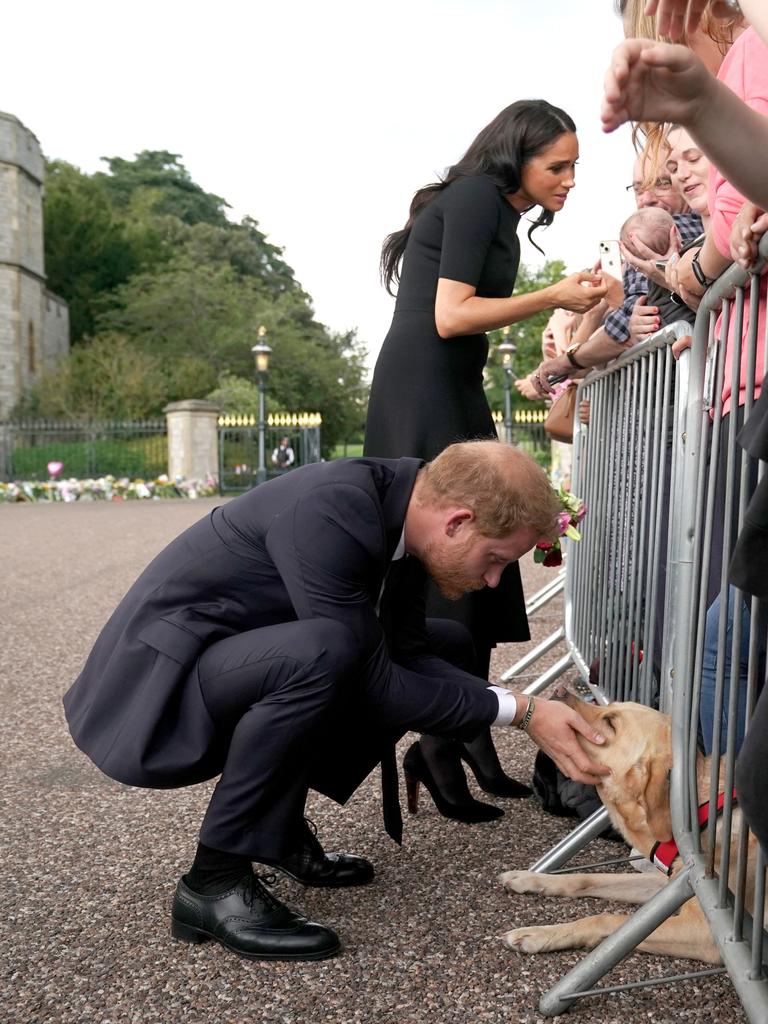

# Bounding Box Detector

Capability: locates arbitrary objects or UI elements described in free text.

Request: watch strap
[566,346,583,369]
[691,249,715,289]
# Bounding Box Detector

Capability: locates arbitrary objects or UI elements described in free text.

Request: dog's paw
[502,925,557,953]
[499,869,546,894]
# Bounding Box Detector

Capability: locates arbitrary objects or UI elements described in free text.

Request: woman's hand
[672,334,692,359]
[620,224,679,288]
[629,295,661,343]
[665,248,704,298]
[528,356,569,397]
[597,270,625,309]
[515,376,540,401]
[550,272,608,313]
[524,699,609,787]
[602,38,712,133]
[730,202,767,270]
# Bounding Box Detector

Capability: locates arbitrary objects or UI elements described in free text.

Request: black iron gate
[218,413,322,493]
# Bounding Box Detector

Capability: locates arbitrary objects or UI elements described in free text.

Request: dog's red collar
[649,790,737,876]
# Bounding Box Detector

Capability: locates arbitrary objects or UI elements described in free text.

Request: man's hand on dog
[525,699,609,786]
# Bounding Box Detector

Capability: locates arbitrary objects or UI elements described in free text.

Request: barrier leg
[500,627,565,682]
[537,867,695,1017]
[525,575,565,617]
[520,654,573,696]
[529,807,612,873]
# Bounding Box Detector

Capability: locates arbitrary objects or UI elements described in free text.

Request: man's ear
[444,509,474,537]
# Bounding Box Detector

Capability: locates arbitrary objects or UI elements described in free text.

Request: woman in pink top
[705,25,768,415]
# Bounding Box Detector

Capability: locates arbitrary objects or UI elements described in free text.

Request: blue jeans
[699,587,754,756]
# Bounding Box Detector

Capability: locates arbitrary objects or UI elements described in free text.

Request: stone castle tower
[0,111,69,419]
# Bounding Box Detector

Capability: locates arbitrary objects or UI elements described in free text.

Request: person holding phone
[529,145,702,394]
[363,99,607,823]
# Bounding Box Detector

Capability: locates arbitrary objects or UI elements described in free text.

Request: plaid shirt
[603,212,704,343]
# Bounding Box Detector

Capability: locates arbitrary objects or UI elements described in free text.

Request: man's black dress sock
[184,842,252,895]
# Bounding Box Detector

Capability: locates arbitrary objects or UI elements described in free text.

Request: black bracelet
[691,250,716,289]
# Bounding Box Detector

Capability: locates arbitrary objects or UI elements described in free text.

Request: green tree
[37,148,369,451]
[95,150,230,227]
[43,161,140,342]
[13,333,167,421]
[179,218,300,297]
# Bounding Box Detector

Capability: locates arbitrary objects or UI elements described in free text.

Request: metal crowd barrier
[500,569,566,684]
[517,321,693,870]
[536,237,768,1019]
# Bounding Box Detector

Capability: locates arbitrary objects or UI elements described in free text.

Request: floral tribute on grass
[0,474,219,503]
[534,486,587,568]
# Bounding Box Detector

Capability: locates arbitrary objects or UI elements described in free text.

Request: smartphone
[598,239,622,278]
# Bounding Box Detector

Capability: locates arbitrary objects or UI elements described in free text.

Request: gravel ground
[0,499,747,1024]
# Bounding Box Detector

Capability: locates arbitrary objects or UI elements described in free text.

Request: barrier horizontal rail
[537,235,768,1019]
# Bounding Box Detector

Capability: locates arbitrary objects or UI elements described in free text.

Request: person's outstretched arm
[602,39,768,211]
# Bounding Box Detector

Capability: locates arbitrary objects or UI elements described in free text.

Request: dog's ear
[641,758,673,842]
[617,758,673,841]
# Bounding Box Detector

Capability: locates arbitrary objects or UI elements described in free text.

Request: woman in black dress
[364,99,607,822]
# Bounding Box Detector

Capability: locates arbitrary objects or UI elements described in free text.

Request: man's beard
[421,536,486,601]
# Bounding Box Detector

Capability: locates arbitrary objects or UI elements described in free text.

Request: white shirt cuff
[488,686,518,727]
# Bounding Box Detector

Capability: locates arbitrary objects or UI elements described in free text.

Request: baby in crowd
[620,206,676,264]
[620,207,696,329]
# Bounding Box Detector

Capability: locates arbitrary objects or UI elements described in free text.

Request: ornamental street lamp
[497,327,517,445]
[251,325,272,484]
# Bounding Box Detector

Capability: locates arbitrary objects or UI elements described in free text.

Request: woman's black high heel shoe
[458,744,533,799]
[402,740,503,823]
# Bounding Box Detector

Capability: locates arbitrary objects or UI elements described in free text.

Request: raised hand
[730,202,767,270]
[644,0,708,41]
[602,39,711,134]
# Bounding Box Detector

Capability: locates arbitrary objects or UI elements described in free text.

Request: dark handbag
[544,382,578,444]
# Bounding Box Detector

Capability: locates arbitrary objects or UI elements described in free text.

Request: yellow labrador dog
[500,693,757,964]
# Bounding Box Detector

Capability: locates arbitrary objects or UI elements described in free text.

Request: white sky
[3,0,636,374]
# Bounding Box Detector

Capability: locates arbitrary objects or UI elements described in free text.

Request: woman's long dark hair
[380,99,576,294]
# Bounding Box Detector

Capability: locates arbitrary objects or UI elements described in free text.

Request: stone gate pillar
[164,399,220,483]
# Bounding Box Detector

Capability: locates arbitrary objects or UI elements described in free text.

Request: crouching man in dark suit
[63,440,607,962]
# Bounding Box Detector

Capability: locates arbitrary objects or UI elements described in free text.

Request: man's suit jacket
[63,457,498,801]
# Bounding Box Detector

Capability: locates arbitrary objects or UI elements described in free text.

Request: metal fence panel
[0,420,167,481]
[536,241,768,1019]
[218,414,322,493]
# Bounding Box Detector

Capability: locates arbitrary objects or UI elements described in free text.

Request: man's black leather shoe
[171,871,341,961]
[272,819,375,888]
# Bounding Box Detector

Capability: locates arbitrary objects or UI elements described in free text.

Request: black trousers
[195,616,486,861]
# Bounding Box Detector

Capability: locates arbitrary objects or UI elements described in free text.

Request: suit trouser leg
[308,618,498,808]
[195,618,358,861]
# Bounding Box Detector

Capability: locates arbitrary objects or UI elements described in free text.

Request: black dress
[364,174,529,647]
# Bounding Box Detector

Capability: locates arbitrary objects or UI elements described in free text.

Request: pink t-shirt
[708,26,768,416]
